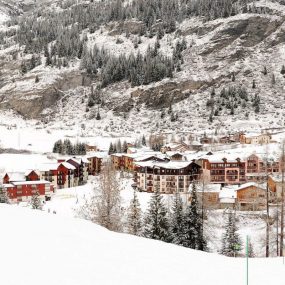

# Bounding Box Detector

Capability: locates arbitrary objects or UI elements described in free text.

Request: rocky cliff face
[0,0,285,135]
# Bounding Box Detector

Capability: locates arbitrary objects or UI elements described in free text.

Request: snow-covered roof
[191,141,203,146]
[269,174,284,183]
[5,172,26,182]
[86,152,108,159]
[67,157,81,166]
[235,182,266,191]
[219,186,238,200]
[39,161,76,171]
[24,169,40,176]
[3,183,15,188]
[200,152,242,163]
[196,183,222,193]
[111,153,124,157]
[60,162,76,170]
[135,161,195,170]
[165,151,183,157]
[135,153,166,162]
[11,180,51,186]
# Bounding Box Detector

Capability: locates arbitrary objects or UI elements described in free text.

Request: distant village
[1,130,284,212]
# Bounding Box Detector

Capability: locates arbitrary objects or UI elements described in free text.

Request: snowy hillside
[0,0,285,135]
[0,204,284,285]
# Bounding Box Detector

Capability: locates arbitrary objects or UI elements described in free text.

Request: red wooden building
[3,180,54,203]
[3,170,40,184]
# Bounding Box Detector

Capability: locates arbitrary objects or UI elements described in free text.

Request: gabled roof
[24,169,40,176]
[195,183,222,193]
[5,172,26,182]
[60,162,76,170]
[235,182,266,191]
[67,158,81,167]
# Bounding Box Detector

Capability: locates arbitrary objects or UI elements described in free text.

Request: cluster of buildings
[0,130,281,209]
[1,152,107,203]
[110,140,284,211]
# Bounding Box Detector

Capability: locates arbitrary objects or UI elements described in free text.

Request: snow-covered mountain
[0,0,285,136]
[0,204,283,285]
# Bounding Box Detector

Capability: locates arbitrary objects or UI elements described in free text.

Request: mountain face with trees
[0,0,284,133]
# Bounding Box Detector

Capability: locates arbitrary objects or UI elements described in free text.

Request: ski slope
[0,204,283,285]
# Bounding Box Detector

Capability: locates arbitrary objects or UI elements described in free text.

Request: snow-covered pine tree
[141,135,146,146]
[169,192,184,245]
[0,186,10,204]
[248,238,255,258]
[53,139,63,154]
[108,142,114,155]
[116,139,122,153]
[143,186,170,242]
[220,210,242,257]
[122,141,128,153]
[127,191,142,236]
[96,110,101,120]
[182,183,207,250]
[31,192,42,210]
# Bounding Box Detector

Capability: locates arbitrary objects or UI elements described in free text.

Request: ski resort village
[1,124,285,262]
[2,0,285,284]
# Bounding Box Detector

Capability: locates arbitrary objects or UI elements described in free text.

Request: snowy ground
[0,112,136,153]
[0,204,284,285]
[38,175,273,257]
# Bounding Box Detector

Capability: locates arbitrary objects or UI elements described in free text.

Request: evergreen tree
[122,141,128,153]
[108,142,114,155]
[182,183,206,250]
[96,110,101,120]
[170,192,184,245]
[271,73,276,86]
[53,139,63,154]
[281,65,285,75]
[248,238,255,258]
[31,192,42,210]
[63,139,74,155]
[45,45,52,66]
[141,135,146,146]
[143,187,170,242]
[21,61,27,74]
[0,187,10,204]
[220,210,242,257]
[127,191,142,236]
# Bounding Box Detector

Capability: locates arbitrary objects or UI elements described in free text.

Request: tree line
[80,43,174,87]
[52,139,86,155]
[79,163,255,256]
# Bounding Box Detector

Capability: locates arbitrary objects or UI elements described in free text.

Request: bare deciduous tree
[79,160,122,232]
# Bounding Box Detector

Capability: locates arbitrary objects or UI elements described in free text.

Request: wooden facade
[235,184,267,211]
